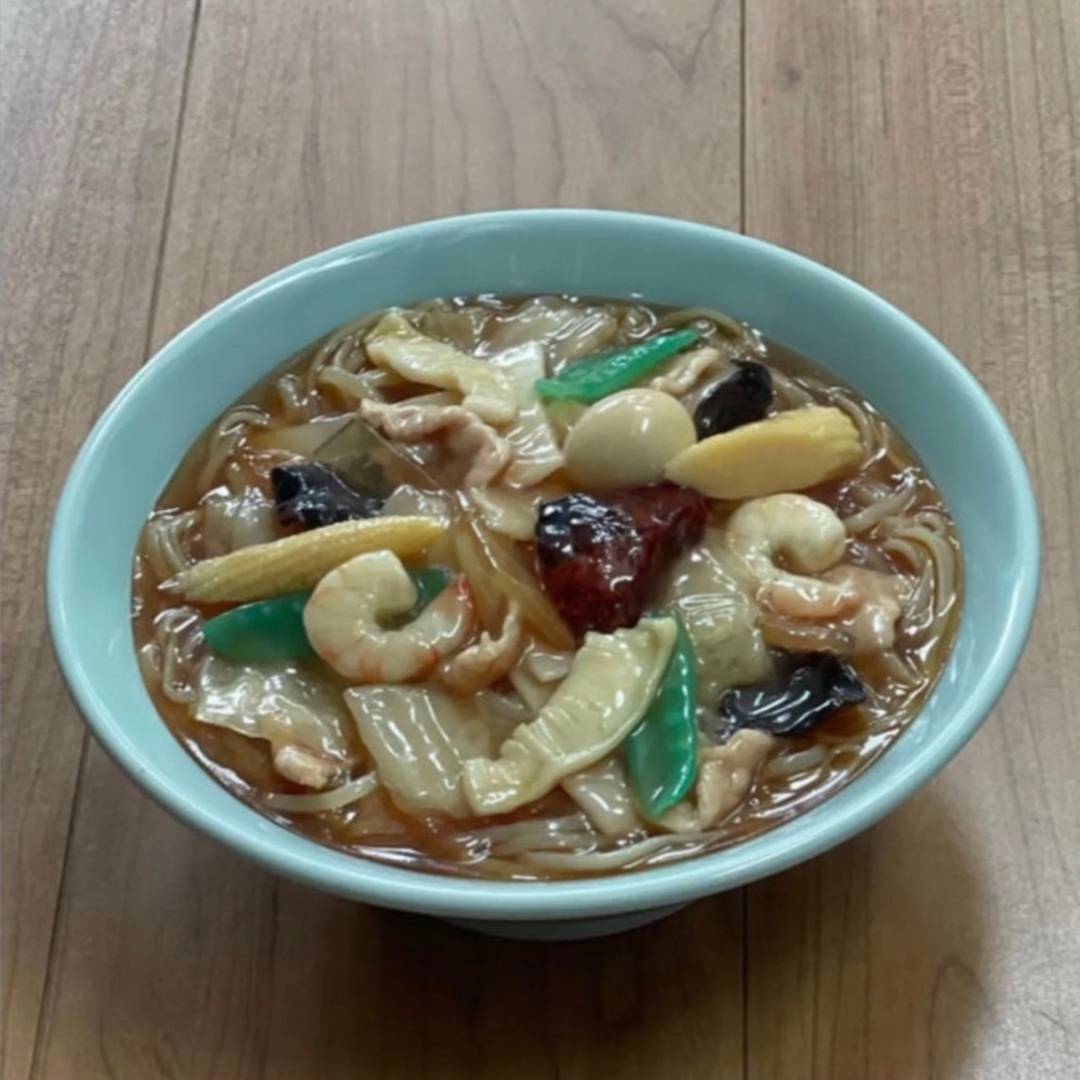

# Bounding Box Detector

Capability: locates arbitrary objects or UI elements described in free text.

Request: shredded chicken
[649,346,724,397]
[273,745,340,790]
[824,565,911,653]
[359,398,511,488]
[439,604,526,693]
[660,730,776,832]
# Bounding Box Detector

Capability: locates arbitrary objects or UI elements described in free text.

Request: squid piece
[461,617,677,815]
[201,488,280,556]
[467,487,541,542]
[364,312,517,424]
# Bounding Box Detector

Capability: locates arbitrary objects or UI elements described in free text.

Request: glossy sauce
[132,296,962,880]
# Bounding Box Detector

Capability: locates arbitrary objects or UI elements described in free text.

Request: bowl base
[441,901,690,940]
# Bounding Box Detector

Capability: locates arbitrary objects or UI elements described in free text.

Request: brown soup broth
[132,295,962,880]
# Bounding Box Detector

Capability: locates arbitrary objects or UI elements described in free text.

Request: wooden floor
[3,2,1078,1078]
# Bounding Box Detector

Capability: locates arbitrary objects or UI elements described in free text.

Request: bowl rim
[47,208,1041,921]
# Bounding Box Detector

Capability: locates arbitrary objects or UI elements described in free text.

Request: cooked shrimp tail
[303,550,475,683]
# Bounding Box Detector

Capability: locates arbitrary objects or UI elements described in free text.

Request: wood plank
[743,1,1080,1078]
[149,0,745,348]
[0,2,198,1076]
[32,3,746,1078]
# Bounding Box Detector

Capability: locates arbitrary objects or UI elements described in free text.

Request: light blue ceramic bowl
[48,210,1039,940]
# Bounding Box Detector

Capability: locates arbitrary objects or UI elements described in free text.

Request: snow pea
[202,591,314,662]
[534,328,700,404]
[396,566,454,625]
[625,611,698,819]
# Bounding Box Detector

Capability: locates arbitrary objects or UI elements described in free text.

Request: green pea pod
[203,567,455,661]
[534,328,700,404]
[202,591,314,662]
[625,612,698,819]
[396,566,453,625]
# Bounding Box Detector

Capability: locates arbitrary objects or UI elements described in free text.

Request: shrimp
[438,603,525,693]
[725,493,860,619]
[303,550,475,683]
[823,564,911,653]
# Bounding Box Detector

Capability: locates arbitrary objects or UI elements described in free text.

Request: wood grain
[4,0,1078,1077]
[149,0,743,349]
[744,1,1080,1078]
[28,4,746,1079]
[0,2,197,1077]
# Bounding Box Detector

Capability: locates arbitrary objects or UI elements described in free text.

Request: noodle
[526,832,715,873]
[143,510,198,579]
[655,305,751,342]
[148,608,204,704]
[883,519,958,621]
[196,405,269,492]
[457,815,597,858]
[827,386,882,467]
[273,372,313,424]
[761,744,829,780]
[769,368,817,408]
[843,470,919,533]
[263,773,378,813]
[132,293,962,883]
[759,612,856,655]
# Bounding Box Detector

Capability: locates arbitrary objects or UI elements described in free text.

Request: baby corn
[170,516,447,603]
[664,406,862,500]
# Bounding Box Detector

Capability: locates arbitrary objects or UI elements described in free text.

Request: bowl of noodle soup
[48,210,1039,939]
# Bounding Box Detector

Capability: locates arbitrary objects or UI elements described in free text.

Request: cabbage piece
[661,528,772,702]
[380,484,455,527]
[248,415,351,457]
[415,302,492,350]
[343,685,517,817]
[364,312,516,424]
[201,488,279,557]
[192,657,353,786]
[461,617,677,815]
[561,757,644,839]
[486,298,618,365]
[487,342,564,487]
